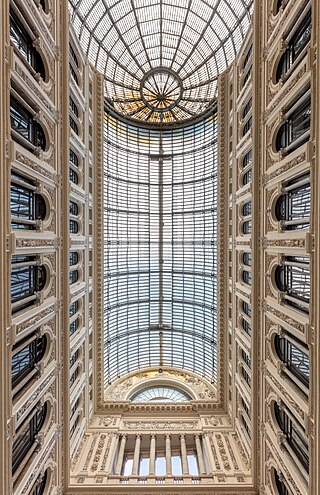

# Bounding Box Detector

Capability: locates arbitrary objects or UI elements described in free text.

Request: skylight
[69,0,253,123]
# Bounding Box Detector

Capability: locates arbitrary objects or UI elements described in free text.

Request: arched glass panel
[276,173,310,230]
[242,169,252,185]
[70,367,80,387]
[276,11,311,82]
[276,96,311,153]
[131,386,192,402]
[12,402,47,474]
[69,149,79,167]
[275,333,309,387]
[11,173,46,230]
[242,98,252,119]
[10,97,46,151]
[10,11,45,79]
[242,116,252,136]
[274,403,309,471]
[70,350,79,368]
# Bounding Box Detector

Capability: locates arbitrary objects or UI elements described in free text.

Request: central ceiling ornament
[141,68,182,117]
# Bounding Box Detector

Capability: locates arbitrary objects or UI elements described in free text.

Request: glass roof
[103,113,218,384]
[69,0,253,123]
[131,386,192,403]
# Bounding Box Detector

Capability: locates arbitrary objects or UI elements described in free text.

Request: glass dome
[131,386,192,402]
[69,0,253,123]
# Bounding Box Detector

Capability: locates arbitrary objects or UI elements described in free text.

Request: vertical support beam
[105,433,119,475]
[114,434,127,475]
[180,434,189,475]
[132,434,141,475]
[195,434,206,475]
[149,434,156,475]
[165,433,172,475]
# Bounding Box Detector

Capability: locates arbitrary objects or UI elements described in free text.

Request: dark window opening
[242,301,252,317]
[275,332,309,387]
[11,172,46,230]
[69,300,79,317]
[275,256,310,313]
[11,256,46,314]
[69,270,79,285]
[276,12,311,82]
[10,11,46,80]
[243,270,252,285]
[276,173,310,230]
[69,252,79,266]
[30,470,48,495]
[243,252,252,266]
[12,402,47,474]
[70,219,79,234]
[276,96,311,153]
[10,97,46,151]
[242,220,252,234]
[12,332,47,390]
[242,318,251,336]
[69,317,80,336]
[274,469,290,495]
[274,403,309,471]
[69,201,79,216]
[242,116,252,136]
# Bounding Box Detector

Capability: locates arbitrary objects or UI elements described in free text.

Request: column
[105,433,119,475]
[114,434,127,475]
[180,434,189,475]
[132,434,141,475]
[195,434,206,475]
[165,434,172,475]
[149,434,156,475]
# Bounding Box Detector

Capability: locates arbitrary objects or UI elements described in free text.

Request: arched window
[276,11,311,82]
[70,97,79,135]
[276,94,311,153]
[242,98,252,119]
[12,402,47,474]
[276,173,310,230]
[69,149,80,184]
[243,252,252,266]
[241,366,251,387]
[11,172,46,230]
[242,220,252,234]
[69,201,79,216]
[10,11,46,80]
[275,332,309,387]
[69,251,79,266]
[69,300,79,317]
[274,469,290,495]
[242,270,252,285]
[275,256,310,313]
[70,149,79,167]
[274,403,309,471]
[242,149,252,185]
[69,219,79,234]
[69,168,79,184]
[11,256,46,314]
[69,270,79,285]
[275,0,284,14]
[242,301,252,317]
[12,332,47,390]
[69,44,79,85]
[242,202,252,217]
[242,318,251,336]
[10,97,46,152]
[69,317,80,336]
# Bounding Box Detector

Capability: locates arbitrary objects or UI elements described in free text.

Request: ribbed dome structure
[69,0,253,123]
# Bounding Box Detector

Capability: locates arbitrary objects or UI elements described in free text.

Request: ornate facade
[0,1,319,494]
